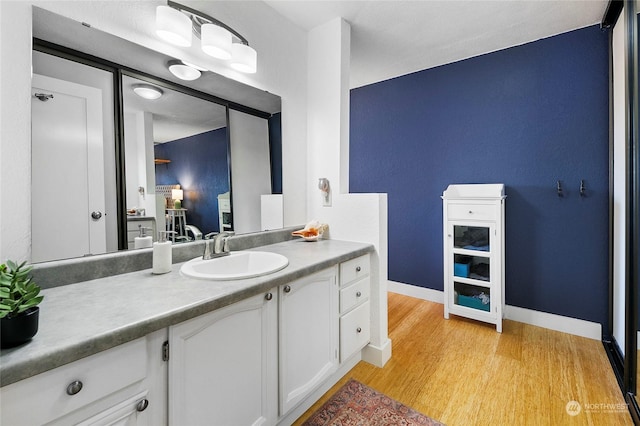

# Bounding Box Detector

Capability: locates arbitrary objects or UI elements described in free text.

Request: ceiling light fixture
[167,59,202,81]
[132,84,164,100]
[156,1,257,74]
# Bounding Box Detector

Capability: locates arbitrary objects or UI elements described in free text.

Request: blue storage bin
[454,260,470,278]
[457,294,490,312]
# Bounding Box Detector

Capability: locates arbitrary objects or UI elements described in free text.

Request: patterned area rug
[302,378,444,426]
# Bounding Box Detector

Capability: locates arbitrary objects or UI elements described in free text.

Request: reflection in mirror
[122,75,229,246]
[31,50,118,263]
[29,7,283,263]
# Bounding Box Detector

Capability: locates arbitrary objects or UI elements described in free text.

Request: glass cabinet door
[449,223,493,313]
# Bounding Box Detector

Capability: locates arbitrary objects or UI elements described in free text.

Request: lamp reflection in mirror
[172,189,184,209]
[132,84,163,100]
[156,1,258,74]
[155,5,191,47]
[168,60,201,81]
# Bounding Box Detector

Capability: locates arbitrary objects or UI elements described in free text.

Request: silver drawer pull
[265,293,273,301]
[356,266,361,272]
[136,399,149,412]
[66,380,83,396]
[468,210,473,214]
[283,285,291,293]
[356,291,362,297]
[356,327,362,333]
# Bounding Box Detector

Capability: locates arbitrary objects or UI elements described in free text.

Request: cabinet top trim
[442,183,506,200]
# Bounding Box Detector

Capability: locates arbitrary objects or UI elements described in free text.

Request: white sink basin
[180,251,289,280]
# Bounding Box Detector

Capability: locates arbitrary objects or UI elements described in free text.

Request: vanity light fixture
[167,59,201,81]
[156,1,257,74]
[132,84,163,100]
[156,5,192,47]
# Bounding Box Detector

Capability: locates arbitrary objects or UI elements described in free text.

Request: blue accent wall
[155,127,229,235]
[350,25,609,326]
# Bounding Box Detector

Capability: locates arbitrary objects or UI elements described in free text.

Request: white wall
[229,109,272,234]
[0,0,308,261]
[306,18,391,366]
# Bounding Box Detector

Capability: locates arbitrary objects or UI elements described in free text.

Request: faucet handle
[204,232,218,240]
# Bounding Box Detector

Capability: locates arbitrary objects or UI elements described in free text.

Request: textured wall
[350,25,609,326]
[155,128,229,235]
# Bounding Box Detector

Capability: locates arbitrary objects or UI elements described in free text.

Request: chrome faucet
[203,231,234,260]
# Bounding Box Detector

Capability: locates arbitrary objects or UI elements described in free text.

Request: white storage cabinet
[442,184,506,332]
[0,330,167,426]
[339,254,371,362]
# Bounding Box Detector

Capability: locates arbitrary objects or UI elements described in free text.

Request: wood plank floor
[293,292,633,425]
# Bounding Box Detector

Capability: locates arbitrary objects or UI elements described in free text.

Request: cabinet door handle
[136,398,149,412]
[283,285,291,293]
[468,210,473,214]
[265,292,273,301]
[356,291,362,297]
[66,380,83,395]
[356,327,362,333]
[356,266,361,272]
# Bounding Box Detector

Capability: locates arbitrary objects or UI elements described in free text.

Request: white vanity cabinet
[279,267,339,416]
[442,184,506,332]
[0,330,166,426]
[168,289,278,426]
[339,254,371,361]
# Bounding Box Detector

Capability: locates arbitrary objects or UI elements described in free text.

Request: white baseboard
[388,280,444,303]
[388,281,602,341]
[362,338,392,367]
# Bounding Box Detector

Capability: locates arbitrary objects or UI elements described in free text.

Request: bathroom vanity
[0,239,373,426]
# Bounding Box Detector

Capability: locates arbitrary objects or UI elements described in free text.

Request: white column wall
[306,18,391,366]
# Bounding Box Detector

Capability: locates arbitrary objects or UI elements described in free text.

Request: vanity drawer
[448,203,496,221]
[340,254,370,287]
[0,337,147,426]
[340,277,370,314]
[340,301,371,362]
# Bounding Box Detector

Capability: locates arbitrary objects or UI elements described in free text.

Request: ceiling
[264,0,610,88]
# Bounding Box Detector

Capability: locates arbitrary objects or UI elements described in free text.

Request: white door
[31,74,106,262]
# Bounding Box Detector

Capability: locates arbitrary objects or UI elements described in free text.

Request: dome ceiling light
[132,83,164,100]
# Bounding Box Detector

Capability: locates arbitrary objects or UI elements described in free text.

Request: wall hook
[557,180,563,197]
[580,180,586,197]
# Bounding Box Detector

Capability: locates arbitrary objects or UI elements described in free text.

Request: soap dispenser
[134,226,153,249]
[152,231,173,274]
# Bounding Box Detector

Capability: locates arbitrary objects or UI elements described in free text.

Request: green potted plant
[0,260,44,348]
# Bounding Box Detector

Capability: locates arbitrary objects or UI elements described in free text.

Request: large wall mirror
[30,7,282,263]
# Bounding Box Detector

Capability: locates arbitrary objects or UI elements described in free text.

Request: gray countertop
[0,239,373,387]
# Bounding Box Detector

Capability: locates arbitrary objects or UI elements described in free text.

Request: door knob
[265,293,273,301]
[283,285,291,293]
[91,211,103,220]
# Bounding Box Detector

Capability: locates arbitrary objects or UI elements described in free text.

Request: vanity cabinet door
[279,267,339,416]
[168,289,278,426]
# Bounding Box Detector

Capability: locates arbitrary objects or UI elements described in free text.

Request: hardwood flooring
[293,292,633,425]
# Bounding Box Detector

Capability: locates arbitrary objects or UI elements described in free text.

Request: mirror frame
[33,37,274,252]
[603,0,640,420]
